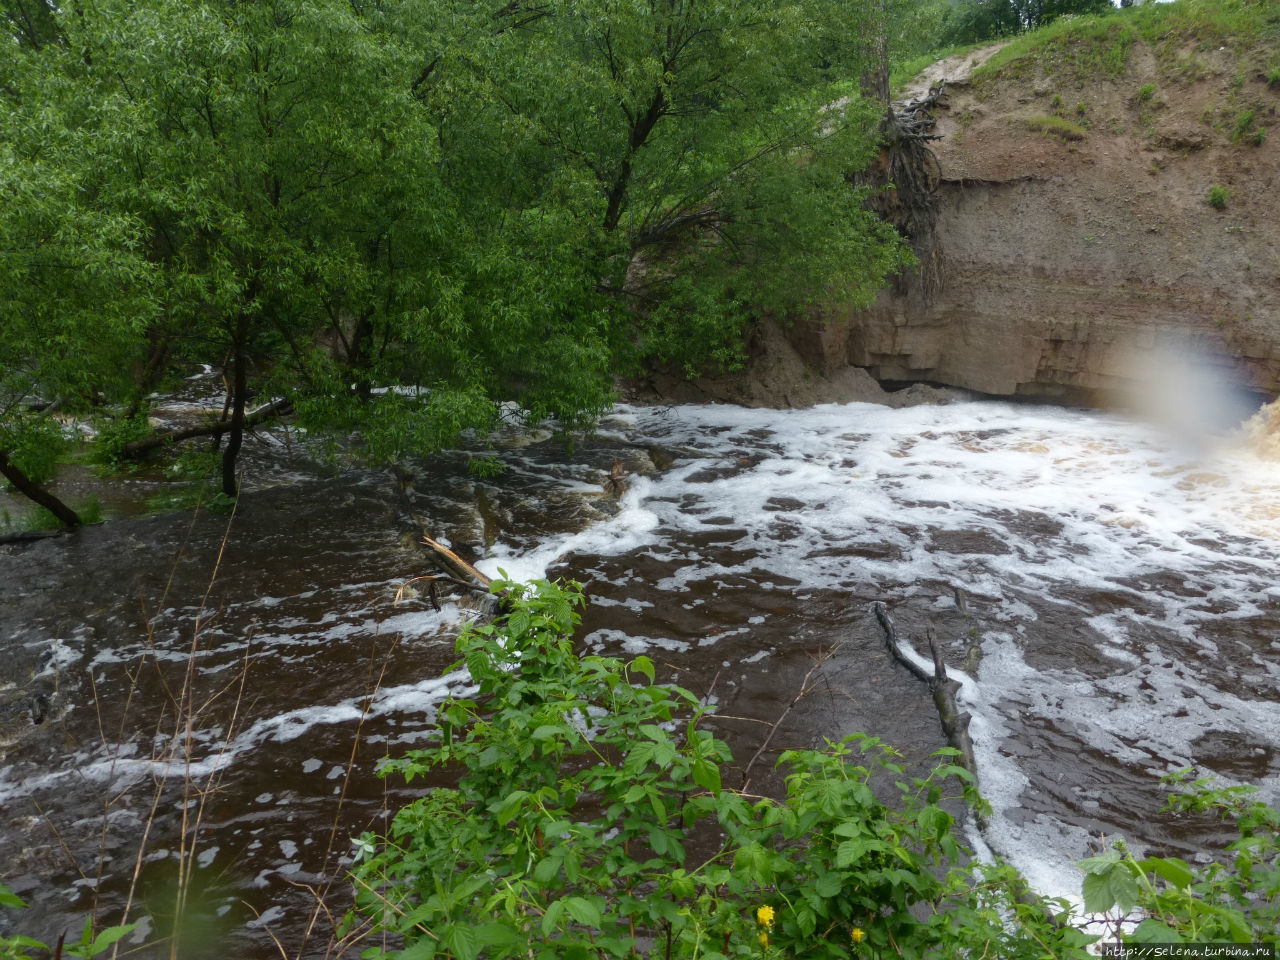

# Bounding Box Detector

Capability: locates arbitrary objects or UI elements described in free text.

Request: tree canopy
[1,0,911,523]
[936,0,1115,46]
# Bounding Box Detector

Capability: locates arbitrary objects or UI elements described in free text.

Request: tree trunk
[221,316,250,498]
[348,311,375,399]
[860,0,890,108]
[0,449,82,527]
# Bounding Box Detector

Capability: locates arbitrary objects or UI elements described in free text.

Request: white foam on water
[582,628,690,655]
[0,663,477,805]
[476,476,661,584]
[478,400,1280,901]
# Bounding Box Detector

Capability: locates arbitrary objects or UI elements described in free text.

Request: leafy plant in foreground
[0,882,137,960]
[1079,770,1280,945]
[350,579,1088,959]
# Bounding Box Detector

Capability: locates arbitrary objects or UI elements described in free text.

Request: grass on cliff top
[974,0,1280,84]
[890,41,1001,97]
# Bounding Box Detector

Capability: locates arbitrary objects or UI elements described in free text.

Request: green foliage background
[1,0,913,511]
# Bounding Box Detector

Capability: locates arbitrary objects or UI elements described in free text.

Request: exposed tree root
[855,82,948,300]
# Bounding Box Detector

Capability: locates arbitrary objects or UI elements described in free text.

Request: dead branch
[119,398,292,459]
[872,603,978,779]
[741,646,836,791]
[420,535,492,589]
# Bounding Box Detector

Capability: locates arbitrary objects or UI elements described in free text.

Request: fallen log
[410,533,502,617]
[119,398,293,459]
[871,602,978,780]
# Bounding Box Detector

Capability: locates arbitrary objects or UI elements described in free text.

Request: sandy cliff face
[795,38,1280,408]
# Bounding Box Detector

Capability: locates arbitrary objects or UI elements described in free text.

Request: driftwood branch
[871,602,977,779]
[120,398,293,459]
[873,601,931,683]
[420,535,492,588]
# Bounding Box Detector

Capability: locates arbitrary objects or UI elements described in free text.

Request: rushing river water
[2,396,1278,957]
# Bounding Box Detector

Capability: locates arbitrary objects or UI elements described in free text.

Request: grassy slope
[975,0,1280,84]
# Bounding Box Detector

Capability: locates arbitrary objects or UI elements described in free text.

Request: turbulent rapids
[2,397,1278,956]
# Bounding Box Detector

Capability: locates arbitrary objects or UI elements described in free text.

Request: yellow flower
[758,931,769,949]
[850,927,866,944]
[756,905,775,929]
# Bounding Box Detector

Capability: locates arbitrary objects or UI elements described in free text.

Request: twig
[741,646,837,791]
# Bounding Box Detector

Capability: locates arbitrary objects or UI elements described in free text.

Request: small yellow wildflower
[758,931,769,949]
[756,905,775,929]
[850,927,866,944]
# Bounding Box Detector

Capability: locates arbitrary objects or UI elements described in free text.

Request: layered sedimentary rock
[797,39,1280,406]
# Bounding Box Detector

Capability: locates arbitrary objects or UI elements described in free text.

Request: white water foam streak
[487,400,1280,900]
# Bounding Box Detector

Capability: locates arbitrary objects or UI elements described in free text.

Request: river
[1,395,1277,957]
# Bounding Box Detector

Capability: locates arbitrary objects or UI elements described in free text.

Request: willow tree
[3,0,912,522]
[0,22,153,526]
[14,0,617,503]
[397,0,910,373]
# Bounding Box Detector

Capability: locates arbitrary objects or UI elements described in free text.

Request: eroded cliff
[634,25,1280,411]
[815,32,1280,408]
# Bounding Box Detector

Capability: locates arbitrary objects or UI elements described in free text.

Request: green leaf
[796,905,817,938]
[493,789,530,824]
[1129,918,1183,943]
[533,855,563,883]
[395,938,438,960]
[0,883,26,909]
[692,757,721,795]
[444,923,480,960]
[639,724,668,742]
[508,608,531,637]
[564,897,602,930]
[1081,865,1139,915]
[814,871,842,898]
[474,922,519,948]
[836,838,868,868]
[87,922,140,956]
[1078,848,1123,875]
[541,899,565,937]
[1140,856,1195,890]
[630,656,655,682]
[531,724,563,741]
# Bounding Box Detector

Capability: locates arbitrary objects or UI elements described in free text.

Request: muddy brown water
[2,399,1278,957]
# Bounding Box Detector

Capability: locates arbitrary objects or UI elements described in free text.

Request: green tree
[6,0,617,504]
[0,25,153,526]
[404,0,909,373]
[938,0,1113,46]
[3,0,910,520]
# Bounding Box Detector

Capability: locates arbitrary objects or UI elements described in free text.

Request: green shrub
[349,579,1090,960]
[347,580,1280,959]
[1023,114,1088,140]
[89,412,152,467]
[1080,770,1280,943]
[1208,184,1230,208]
[1137,82,1157,102]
